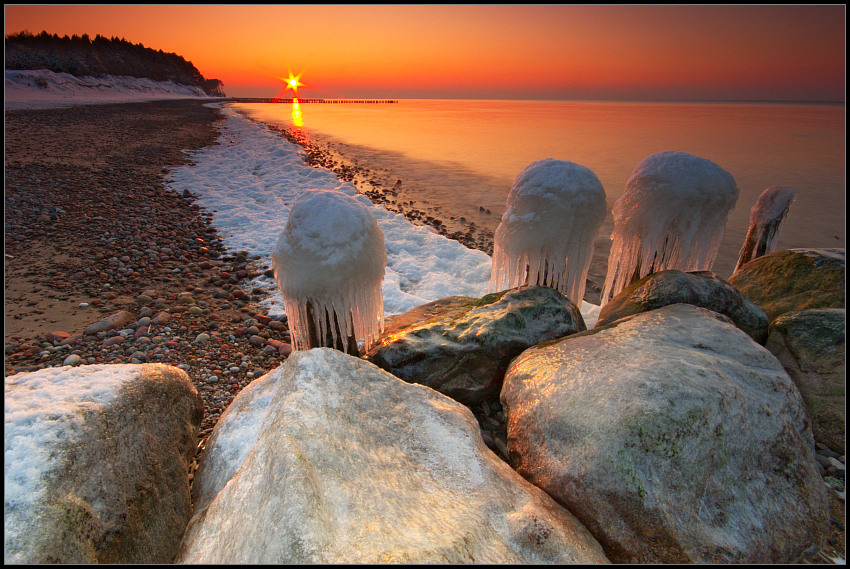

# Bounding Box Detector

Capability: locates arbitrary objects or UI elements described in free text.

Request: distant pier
[228,97,398,104]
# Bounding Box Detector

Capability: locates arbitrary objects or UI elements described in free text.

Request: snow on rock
[178,348,609,564]
[601,151,739,304]
[734,185,798,273]
[490,158,607,306]
[166,104,493,319]
[272,189,387,353]
[4,364,203,563]
[502,303,828,563]
[4,69,216,110]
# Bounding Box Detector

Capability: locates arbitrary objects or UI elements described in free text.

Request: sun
[281,70,306,95]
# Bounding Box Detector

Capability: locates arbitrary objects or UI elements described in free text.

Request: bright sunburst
[281,70,305,95]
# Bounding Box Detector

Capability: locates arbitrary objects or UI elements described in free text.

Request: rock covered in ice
[729,248,845,322]
[4,364,203,564]
[178,348,609,564]
[595,269,769,343]
[765,308,846,453]
[601,151,739,304]
[272,189,387,353]
[734,185,798,273]
[364,286,586,406]
[490,158,607,305]
[501,304,828,563]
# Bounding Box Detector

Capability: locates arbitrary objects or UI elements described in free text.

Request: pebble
[59,334,83,346]
[62,354,82,366]
[46,331,71,343]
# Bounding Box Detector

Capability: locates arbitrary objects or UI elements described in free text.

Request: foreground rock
[364,286,585,406]
[596,270,769,343]
[4,364,203,563]
[502,304,828,564]
[729,248,845,322]
[178,348,609,564]
[765,308,846,454]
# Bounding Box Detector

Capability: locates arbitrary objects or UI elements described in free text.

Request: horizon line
[222,96,845,106]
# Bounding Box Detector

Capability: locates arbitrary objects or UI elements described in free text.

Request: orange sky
[4,4,845,101]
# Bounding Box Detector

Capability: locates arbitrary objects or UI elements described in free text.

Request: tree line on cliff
[5,30,226,97]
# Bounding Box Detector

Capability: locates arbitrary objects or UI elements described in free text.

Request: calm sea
[233,99,845,282]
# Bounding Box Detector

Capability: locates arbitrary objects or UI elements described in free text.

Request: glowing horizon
[3,4,845,102]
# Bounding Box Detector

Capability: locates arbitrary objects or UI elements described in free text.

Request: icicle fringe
[283,275,385,352]
[490,240,595,305]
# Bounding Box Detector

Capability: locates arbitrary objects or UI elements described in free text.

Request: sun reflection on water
[291,98,303,127]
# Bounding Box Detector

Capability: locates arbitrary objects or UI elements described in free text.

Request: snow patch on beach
[167,104,494,318]
[4,69,216,110]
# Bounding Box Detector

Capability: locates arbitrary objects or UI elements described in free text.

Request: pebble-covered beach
[3,99,510,477]
[4,101,293,473]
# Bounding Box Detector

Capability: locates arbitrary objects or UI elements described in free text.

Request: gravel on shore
[4,100,301,479]
[3,98,511,477]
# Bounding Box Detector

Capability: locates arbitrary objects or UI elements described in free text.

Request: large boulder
[728,248,845,322]
[178,348,609,564]
[4,364,204,564]
[596,270,769,343]
[765,308,845,454]
[502,304,828,564]
[364,286,585,406]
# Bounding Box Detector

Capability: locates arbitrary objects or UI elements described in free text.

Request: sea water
[233,99,845,282]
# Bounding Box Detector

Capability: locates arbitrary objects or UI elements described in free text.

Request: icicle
[272,189,387,354]
[601,151,739,305]
[733,185,797,274]
[490,158,607,305]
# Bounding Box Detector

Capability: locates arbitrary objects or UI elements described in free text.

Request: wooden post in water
[733,186,797,274]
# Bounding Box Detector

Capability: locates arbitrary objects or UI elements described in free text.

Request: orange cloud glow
[4,4,845,101]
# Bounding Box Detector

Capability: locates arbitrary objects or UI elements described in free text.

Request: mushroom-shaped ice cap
[490,158,607,304]
[601,151,739,304]
[272,189,387,352]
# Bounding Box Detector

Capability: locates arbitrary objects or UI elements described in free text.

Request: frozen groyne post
[733,185,797,274]
[489,158,607,305]
[601,151,739,305]
[272,189,387,355]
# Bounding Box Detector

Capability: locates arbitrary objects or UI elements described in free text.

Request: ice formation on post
[489,158,607,304]
[601,151,739,305]
[733,185,797,274]
[272,189,387,354]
